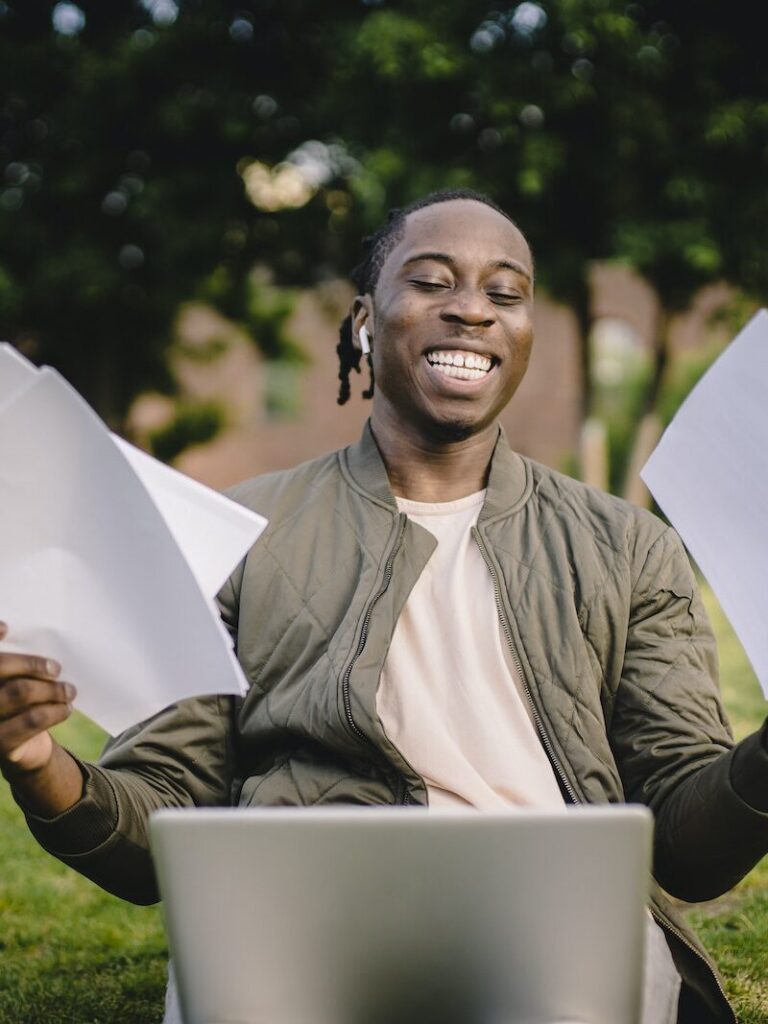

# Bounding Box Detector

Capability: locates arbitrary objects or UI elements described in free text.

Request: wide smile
[423,348,498,388]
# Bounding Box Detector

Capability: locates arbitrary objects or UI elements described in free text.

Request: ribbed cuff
[14,759,119,856]
[729,719,768,814]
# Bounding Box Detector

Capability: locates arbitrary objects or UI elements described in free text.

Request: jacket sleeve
[611,525,768,902]
[15,572,243,906]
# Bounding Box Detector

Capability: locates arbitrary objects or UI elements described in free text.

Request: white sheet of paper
[641,309,768,699]
[113,437,265,597]
[0,363,263,734]
[0,344,265,598]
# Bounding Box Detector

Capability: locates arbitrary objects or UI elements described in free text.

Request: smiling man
[2,190,768,1024]
[354,196,534,475]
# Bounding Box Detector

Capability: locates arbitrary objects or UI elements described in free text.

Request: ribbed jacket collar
[342,419,532,521]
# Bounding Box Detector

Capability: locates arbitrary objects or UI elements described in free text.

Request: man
[1,190,767,1023]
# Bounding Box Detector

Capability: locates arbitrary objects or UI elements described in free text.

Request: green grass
[0,585,766,1022]
[0,716,167,1022]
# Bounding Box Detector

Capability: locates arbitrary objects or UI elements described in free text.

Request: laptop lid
[150,806,652,1024]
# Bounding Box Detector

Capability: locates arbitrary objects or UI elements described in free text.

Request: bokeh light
[51,2,85,36]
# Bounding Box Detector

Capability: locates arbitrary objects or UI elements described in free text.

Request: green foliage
[600,364,651,494]
[264,360,302,419]
[591,299,753,493]
[148,398,226,464]
[174,333,231,364]
[593,336,731,494]
[1,0,766,438]
[353,11,463,81]
[0,0,362,423]
[656,344,726,430]
[588,323,653,493]
[243,274,303,363]
[196,264,304,362]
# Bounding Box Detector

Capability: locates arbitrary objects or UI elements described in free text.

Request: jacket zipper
[474,527,580,805]
[650,903,734,1021]
[341,514,407,745]
[475,527,732,1018]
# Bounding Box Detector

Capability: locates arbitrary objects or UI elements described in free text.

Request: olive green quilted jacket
[24,424,768,1023]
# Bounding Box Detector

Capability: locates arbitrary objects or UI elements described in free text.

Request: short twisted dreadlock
[336,188,517,405]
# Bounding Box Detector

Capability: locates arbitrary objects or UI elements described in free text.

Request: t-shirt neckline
[394,489,487,517]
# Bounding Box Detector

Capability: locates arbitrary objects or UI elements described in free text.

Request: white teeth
[426,350,492,374]
[431,363,487,381]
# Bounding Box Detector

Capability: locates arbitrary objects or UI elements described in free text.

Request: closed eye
[488,291,523,305]
[409,278,451,290]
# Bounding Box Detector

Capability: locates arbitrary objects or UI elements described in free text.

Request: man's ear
[351,296,374,354]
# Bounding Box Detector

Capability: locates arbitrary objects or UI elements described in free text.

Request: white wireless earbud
[359,326,371,355]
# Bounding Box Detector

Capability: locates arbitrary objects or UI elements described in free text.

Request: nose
[439,285,495,328]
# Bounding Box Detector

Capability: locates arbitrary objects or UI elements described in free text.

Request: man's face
[363,199,534,443]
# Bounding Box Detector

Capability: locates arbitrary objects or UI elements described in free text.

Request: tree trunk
[580,417,609,491]
[621,305,670,506]
[570,274,594,424]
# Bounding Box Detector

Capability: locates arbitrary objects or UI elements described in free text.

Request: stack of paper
[641,309,768,700]
[0,344,267,734]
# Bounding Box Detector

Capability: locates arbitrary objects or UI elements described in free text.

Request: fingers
[0,676,76,722]
[0,627,77,770]
[0,651,62,683]
[0,702,72,760]
[0,650,74,717]
[0,627,76,736]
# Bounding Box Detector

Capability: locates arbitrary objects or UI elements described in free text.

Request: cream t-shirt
[377,489,565,811]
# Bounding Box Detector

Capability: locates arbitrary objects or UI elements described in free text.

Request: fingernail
[65,683,77,701]
[46,659,61,677]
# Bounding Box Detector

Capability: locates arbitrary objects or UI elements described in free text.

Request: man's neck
[370,409,498,502]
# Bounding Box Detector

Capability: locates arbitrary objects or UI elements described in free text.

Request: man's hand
[0,622,84,816]
[0,622,75,774]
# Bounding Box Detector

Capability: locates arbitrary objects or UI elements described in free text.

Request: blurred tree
[598,0,768,493]
[327,0,767,428]
[148,397,226,463]
[0,0,360,425]
[1,0,766,449]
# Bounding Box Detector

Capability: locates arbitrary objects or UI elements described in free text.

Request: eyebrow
[402,250,533,282]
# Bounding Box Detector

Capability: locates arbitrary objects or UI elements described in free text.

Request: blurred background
[1,0,766,501]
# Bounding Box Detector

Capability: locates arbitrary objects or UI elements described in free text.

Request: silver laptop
[149,806,652,1024]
